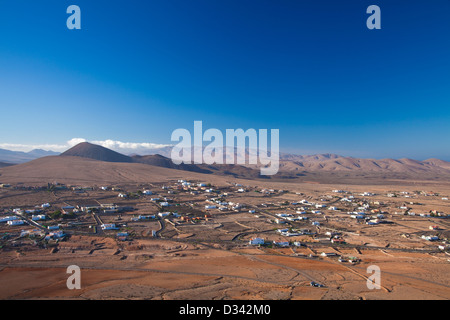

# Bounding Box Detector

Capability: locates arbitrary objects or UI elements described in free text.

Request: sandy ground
[0,236,448,300]
[0,158,449,300]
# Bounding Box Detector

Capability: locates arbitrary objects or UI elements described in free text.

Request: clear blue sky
[0,1,449,159]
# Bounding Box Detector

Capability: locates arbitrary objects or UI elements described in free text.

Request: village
[1,179,449,265]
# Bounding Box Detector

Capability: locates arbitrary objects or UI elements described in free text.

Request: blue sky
[0,1,449,160]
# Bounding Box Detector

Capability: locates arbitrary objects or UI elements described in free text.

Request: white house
[0,216,19,223]
[32,214,46,221]
[421,235,439,241]
[45,230,66,240]
[273,241,289,247]
[7,220,25,226]
[158,212,171,218]
[249,238,265,245]
[101,223,118,230]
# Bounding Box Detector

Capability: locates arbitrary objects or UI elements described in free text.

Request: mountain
[277,155,450,175]
[60,142,133,163]
[0,148,59,164]
[59,142,450,177]
[27,149,59,158]
[0,161,15,168]
[0,156,212,185]
[3,142,450,184]
[132,154,213,174]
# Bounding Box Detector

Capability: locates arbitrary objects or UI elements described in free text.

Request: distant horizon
[0,139,449,162]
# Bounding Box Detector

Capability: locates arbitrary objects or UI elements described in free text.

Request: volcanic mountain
[60,142,212,174]
[60,142,134,163]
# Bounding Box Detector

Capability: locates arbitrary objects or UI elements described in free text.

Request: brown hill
[0,162,14,168]
[131,154,213,174]
[0,156,211,185]
[277,155,450,175]
[60,142,133,163]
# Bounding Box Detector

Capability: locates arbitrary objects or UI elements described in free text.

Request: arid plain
[0,147,449,300]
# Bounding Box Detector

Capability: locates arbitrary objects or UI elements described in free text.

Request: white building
[101,223,118,230]
[273,241,289,247]
[0,216,19,223]
[158,212,171,218]
[32,214,46,221]
[7,220,25,226]
[249,238,265,245]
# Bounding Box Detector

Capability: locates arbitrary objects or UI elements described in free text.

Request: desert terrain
[0,145,449,300]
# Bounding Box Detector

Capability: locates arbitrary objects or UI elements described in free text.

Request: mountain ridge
[2,142,450,178]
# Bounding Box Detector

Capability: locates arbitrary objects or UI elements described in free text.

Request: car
[310,281,325,288]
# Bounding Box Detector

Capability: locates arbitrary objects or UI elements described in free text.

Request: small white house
[0,216,19,223]
[273,241,290,247]
[249,238,265,245]
[7,220,25,226]
[32,214,46,221]
[101,223,118,230]
[158,212,171,218]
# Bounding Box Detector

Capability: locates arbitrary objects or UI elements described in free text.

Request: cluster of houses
[248,237,305,248]
[277,228,315,237]
[205,197,243,212]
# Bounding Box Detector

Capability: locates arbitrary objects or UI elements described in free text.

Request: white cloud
[91,139,170,151]
[0,138,173,155]
[67,138,87,147]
